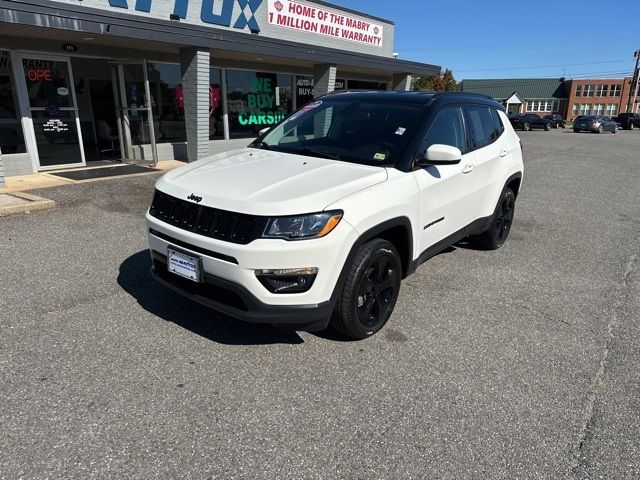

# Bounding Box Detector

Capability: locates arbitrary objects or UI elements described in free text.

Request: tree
[413,68,459,92]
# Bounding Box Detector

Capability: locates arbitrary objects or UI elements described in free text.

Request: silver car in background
[573,115,618,134]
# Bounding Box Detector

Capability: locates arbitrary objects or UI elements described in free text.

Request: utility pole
[627,49,640,113]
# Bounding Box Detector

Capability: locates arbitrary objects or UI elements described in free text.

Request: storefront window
[226,70,292,137]
[347,80,387,90]
[147,63,184,143]
[295,76,345,107]
[146,63,224,143]
[0,51,26,154]
[210,68,223,139]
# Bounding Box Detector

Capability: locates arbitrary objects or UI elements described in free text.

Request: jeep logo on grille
[187,193,203,203]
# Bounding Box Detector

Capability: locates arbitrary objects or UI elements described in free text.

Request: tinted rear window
[490,108,505,138]
[465,106,495,149]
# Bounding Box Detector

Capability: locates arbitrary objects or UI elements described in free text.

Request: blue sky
[332,0,640,81]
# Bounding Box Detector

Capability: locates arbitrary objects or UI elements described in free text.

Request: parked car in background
[508,113,552,131]
[573,115,618,134]
[612,112,640,130]
[543,114,565,128]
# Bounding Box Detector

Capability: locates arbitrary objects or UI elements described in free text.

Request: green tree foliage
[413,69,459,92]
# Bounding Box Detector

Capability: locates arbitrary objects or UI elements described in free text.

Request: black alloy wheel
[356,256,398,330]
[495,190,515,245]
[331,239,402,339]
[473,187,516,250]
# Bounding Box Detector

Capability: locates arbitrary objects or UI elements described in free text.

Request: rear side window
[422,107,467,154]
[465,106,495,149]
[490,108,505,139]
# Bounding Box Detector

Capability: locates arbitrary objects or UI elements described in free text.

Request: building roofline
[1,0,437,76]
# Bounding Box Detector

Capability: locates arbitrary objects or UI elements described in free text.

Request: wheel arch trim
[327,217,414,309]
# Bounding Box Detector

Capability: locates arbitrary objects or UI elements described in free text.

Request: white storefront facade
[0,0,439,177]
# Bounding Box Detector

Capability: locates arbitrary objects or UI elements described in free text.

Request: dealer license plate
[167,247,201,282]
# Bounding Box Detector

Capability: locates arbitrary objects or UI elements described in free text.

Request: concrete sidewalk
[0,191,55,217]
[0,160,183,194]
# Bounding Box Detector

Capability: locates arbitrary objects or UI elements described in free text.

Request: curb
[0,191,55,217]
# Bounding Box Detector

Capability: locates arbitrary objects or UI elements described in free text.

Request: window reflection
[226,70,292,138]
[0,50,26,154]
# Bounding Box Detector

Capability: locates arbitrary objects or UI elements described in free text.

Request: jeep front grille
[149,190,266,244]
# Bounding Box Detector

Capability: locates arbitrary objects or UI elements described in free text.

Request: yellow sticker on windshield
[373,152,387,161]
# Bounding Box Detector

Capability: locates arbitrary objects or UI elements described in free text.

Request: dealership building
[0,0,439,178]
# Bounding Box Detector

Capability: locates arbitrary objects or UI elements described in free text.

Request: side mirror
[421,144,462,165]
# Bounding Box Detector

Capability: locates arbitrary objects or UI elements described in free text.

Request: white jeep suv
[146,91,523,339]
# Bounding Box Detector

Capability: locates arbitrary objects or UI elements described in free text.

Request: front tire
[544,123,551,131]
[574,128,580,133]
[598,125,604,134]
[331,239,402,339]
[523,122,531,131]
[473,187,516,250]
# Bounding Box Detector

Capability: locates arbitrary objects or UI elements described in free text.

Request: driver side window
[422,107,467,154]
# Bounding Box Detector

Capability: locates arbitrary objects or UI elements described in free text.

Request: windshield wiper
[292,148,342,160]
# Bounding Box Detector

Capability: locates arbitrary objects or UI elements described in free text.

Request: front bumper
[146,210,358,328]
[150,251,333,329]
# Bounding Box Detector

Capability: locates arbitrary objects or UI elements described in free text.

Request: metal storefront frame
[11,50,87,171]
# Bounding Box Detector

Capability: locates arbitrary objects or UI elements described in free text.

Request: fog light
[255,268,318,294]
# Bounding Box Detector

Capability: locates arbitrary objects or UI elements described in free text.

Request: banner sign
[267,0,383,47]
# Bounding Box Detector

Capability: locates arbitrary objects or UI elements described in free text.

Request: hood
[155,148,388,216]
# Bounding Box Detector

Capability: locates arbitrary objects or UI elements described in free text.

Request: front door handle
[462,164,474,174]
[499,150,508,157]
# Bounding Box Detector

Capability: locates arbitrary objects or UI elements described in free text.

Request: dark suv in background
[508,113,552,131]
[612,112,640,130]
[543,114,565,128]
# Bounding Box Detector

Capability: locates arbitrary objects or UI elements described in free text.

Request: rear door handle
[462,164,474,174]
[499,150,508,157]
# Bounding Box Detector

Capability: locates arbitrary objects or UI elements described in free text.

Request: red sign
[267,0,384,47]
[26,69,53,82]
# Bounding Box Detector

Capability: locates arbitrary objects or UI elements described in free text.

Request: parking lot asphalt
[1,129,639,479]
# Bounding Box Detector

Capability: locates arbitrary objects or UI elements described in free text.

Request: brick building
[461,76,639,121]
[564,77,638,121]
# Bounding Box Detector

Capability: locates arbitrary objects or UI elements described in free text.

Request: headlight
[263,211,343,240]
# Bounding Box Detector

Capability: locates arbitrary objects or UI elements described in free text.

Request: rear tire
[473,187,516,250]
[544,123,551,131]
[598,125,604,134]
[331,239,402,340]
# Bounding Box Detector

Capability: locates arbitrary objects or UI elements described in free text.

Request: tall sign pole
[627,49,640,113]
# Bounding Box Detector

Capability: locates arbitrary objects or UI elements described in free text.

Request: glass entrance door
[111,61,158,164]
[18,54,85,169]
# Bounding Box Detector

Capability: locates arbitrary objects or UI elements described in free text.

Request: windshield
[251,97,425,167]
